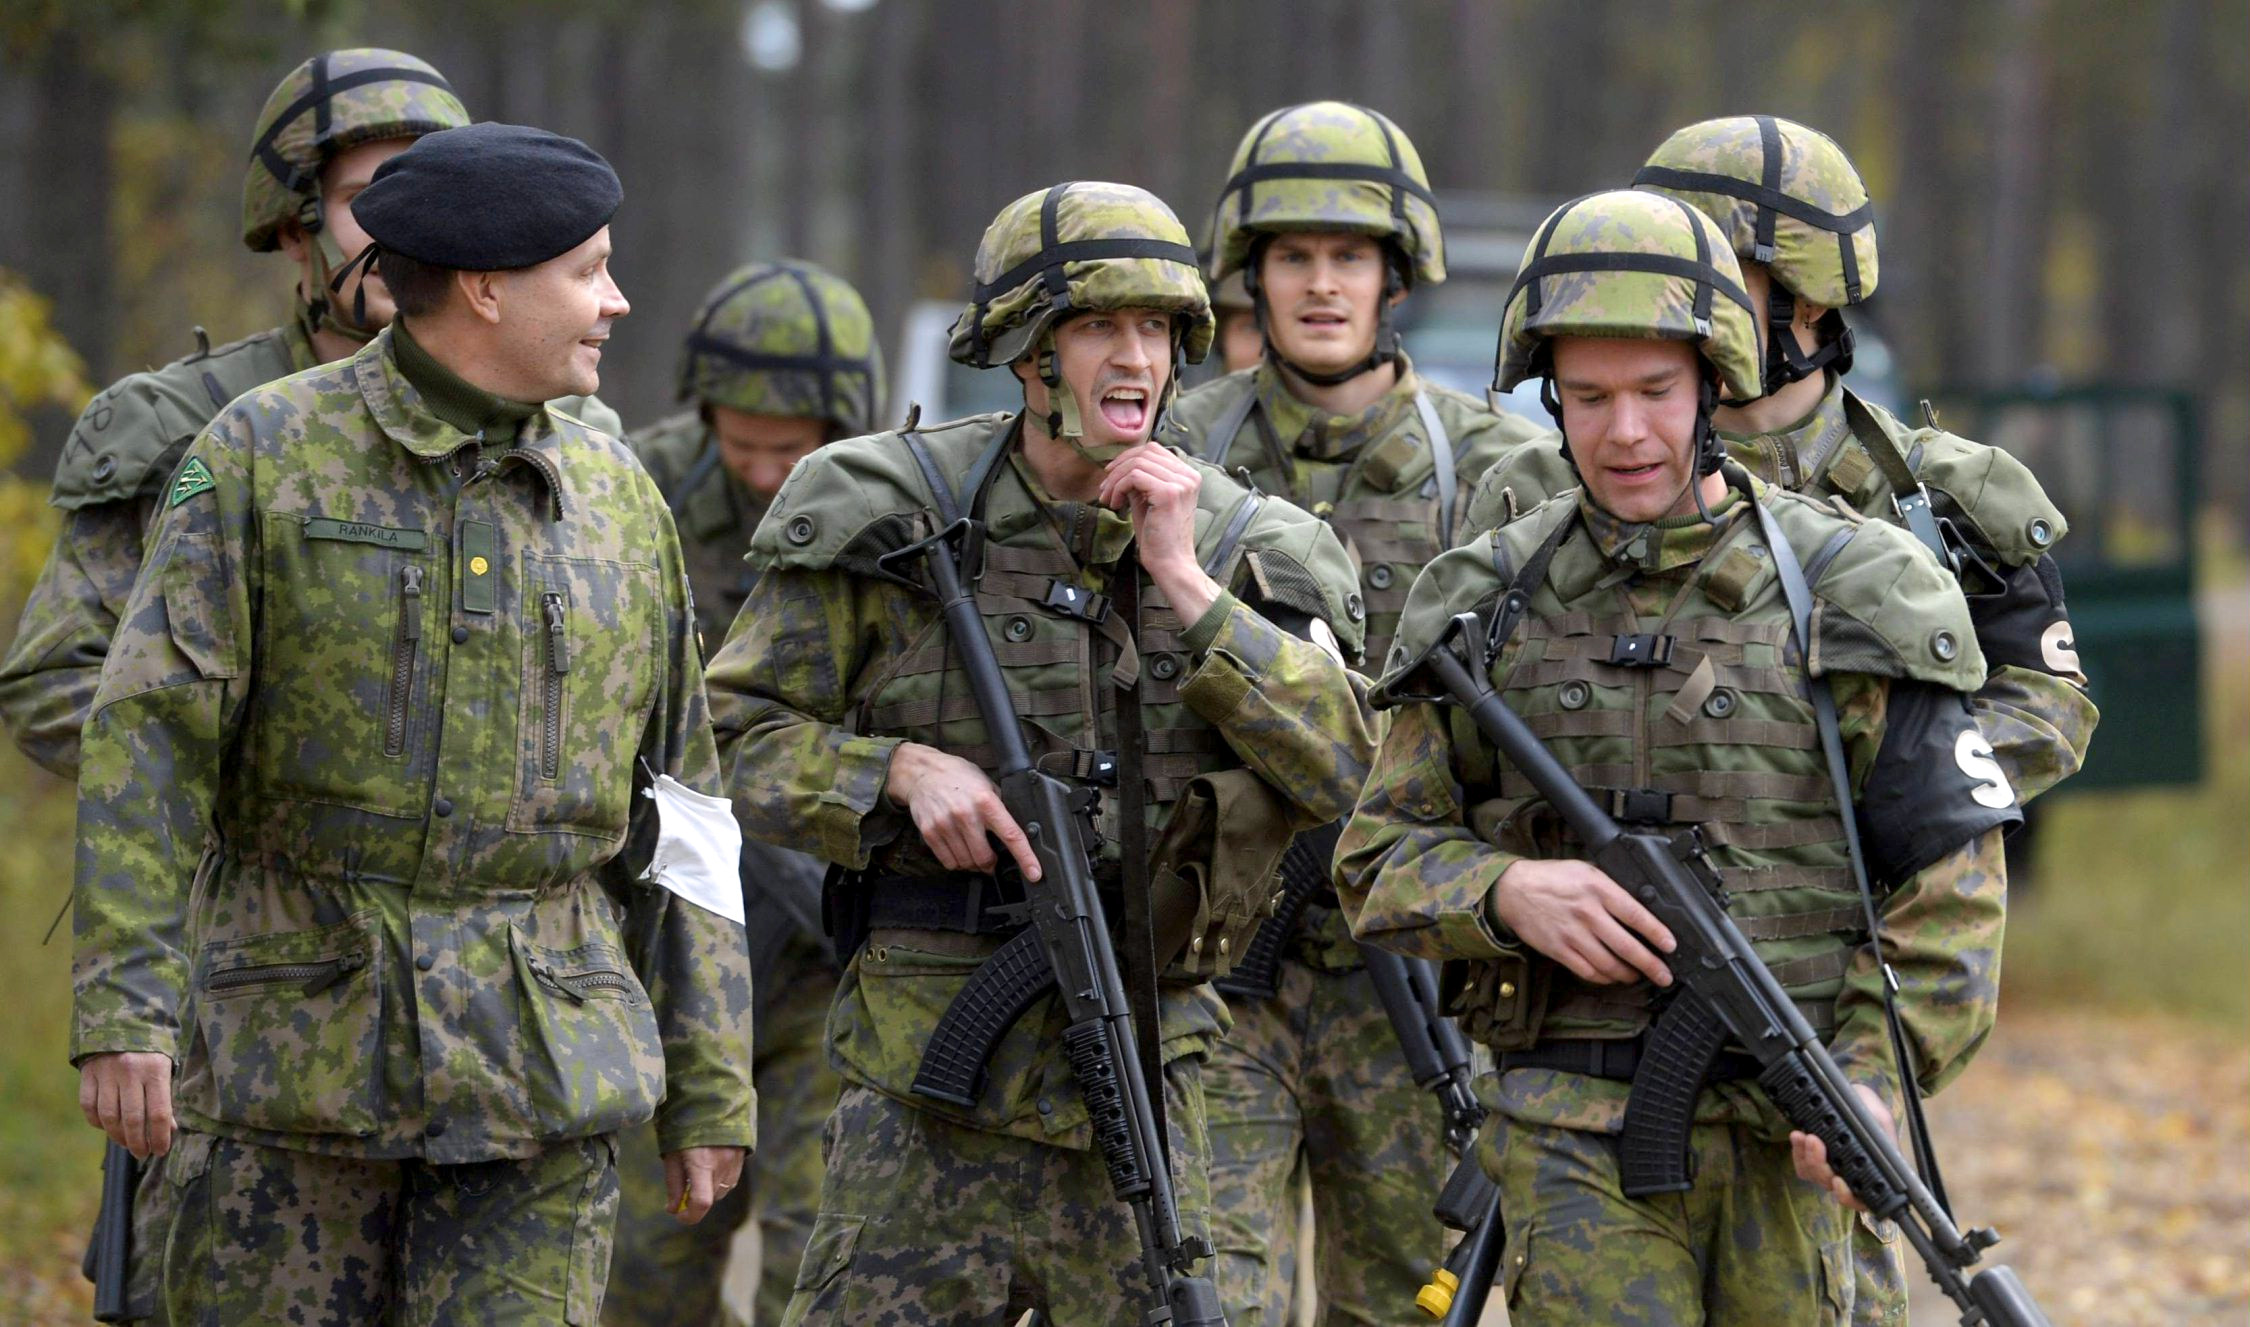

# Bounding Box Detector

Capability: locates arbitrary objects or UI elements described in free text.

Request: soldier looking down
[69,122,756,1324]
[1338,188,2019,1325]
[703,180,1377,1325]
[1458,122,2099,1323]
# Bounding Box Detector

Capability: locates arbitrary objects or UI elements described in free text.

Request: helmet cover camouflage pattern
[242,49,470,253]
[1495,189,1761,401]
[1210,268,1253,312]
[678,260,885,436]
[950,181,1214,369]
[1208,101,1444,287]
[1634,115,1878,309]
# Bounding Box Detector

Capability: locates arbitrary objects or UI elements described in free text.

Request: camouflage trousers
[605,939,841,1325]
[1479,1111,1857,1325]
[160,1129,618,1326]
[1204,955,1452,1325]
[780,1061,1213,1326]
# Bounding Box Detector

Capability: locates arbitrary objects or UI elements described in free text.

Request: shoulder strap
[1484,509,1573,658]
[1412,389,1458,542]
[1199,383,1260,468]
[1752,494,1954,1219]
[903,429,963,526]
[664,441,726,518]
[1840,393,1948,566]
[1202,491,1265,578]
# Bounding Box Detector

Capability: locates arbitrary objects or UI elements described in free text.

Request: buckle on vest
[1606,788,1674,824]
[1605,633,1676,668]
[1042,579,1110,623]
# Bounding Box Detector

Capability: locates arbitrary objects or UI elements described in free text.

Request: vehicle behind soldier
[69,121,755,1324]
[701,179,1378,1326]
[1156,99,1540,1326]
[0,48,628,1326]
[604,259,883,1327]
[1337,187,2021,1325]
[1460,117,2099,1324]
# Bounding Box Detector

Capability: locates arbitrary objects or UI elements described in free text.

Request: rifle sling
[1751,493,1953,1219]
[1110,557,1169,1162]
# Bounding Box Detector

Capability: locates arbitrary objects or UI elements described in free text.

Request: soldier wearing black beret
[71,118,757,1322]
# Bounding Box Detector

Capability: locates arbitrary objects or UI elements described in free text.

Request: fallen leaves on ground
[1907,1001,2250,1326]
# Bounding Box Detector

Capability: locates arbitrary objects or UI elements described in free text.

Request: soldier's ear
[276,220,310,266]
[458,269,505,325]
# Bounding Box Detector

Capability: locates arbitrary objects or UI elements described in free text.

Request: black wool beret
[354,122,622,270]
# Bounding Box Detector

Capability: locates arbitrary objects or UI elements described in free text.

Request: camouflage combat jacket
[703,411,1378,1148]
[1159,357,1541,970]
[1337,480,2017,1134]
[0,317,621,780]
[1460,377,2097,803]
[70,328,756,1164]
[629,411,770,648]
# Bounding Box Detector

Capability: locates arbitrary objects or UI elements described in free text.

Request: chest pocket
[509,553,661,837]
[251,514,438,817]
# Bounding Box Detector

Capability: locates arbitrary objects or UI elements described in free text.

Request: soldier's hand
[1488,858,1677,987]
[885,742,1043,881]
[663,1145,747,1225]
[78,1051,175,1159]
[1791,1085,1894,1212]
[1100,443,1220,625]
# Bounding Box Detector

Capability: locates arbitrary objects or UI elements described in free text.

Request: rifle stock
[1413,613,2050,1327]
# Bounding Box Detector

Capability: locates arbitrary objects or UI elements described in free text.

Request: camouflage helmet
[242,49,469,253]
[1210,269,1253,313]
[1633,115,1878,310]
[1495,189,1761,402]
[678,260,884,436]
[950,181,1213,369]
[1207,101,1444,287]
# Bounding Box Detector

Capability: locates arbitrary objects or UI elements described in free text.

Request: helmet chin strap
[1031,322,1189,466]
[1752,286,1853,399]
[1544,355,1729,525]
[301,197,380,345]
[1246,238,1405,388]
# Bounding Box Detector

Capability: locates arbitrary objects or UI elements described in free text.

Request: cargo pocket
[1818,1218,1854,1325]
[791,1212,865,1297]
[194,913,381,1136]
[511,926,664,1137]
[1453,949,1546,1052]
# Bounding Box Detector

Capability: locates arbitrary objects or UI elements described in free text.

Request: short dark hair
[376,249,458,319]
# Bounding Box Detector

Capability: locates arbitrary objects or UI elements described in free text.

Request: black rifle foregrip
[1064,1020,1149,1201]
[910,927,1054,1107]
[1756,1054,1907,1221]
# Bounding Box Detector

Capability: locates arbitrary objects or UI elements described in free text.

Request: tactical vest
[1410,489,1982,1052]
[1192,374,1461,668]
[757,412,1360,871]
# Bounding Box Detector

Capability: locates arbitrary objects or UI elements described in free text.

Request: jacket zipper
[541,592,569,780]
[206,950,368,997]
[386,564,424,757]
[529,959,630,1004]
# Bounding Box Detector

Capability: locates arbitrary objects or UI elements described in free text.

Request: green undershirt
[392,318,539,440]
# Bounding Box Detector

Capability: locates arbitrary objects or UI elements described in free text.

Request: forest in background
[2,0,2245,516]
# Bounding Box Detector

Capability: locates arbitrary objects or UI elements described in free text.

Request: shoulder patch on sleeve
[168,456,216,507]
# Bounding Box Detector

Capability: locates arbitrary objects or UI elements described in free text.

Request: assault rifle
[1408,611,2050,1327]
[81,1139,137,1322]
[879,519,1225,1327]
